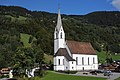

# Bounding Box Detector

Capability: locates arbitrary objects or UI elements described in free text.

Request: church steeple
[54,8,65,54]
[56,8,62,31]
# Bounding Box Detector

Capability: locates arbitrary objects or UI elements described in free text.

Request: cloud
[111,0,120,10]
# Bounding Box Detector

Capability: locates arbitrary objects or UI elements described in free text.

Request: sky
[0,0,120,15]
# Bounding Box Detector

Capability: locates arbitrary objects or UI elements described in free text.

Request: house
[0,68,13,78]
[54,8,98,71]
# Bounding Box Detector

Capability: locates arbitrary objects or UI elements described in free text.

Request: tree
[13,47,35,77]
[34,45,44,76]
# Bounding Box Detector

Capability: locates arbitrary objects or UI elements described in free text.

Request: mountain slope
[0,5,120,54]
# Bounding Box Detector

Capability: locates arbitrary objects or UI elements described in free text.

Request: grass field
[20,33,32,47]
[41,71,106,80]
[97,51,120,63]
[112,54,120,60]
[115,77,120,80]
[20,33,37,47]
[97,51,106,63]
[5,15,26,22]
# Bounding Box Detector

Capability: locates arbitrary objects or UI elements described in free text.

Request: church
[54,9,98,71]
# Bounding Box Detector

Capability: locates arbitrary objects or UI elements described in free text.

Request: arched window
[93,57,95,64]
[88,57,89,65]
[82,57,84,65]
[56,33,58,39]
[60,32,62,39]
[58,59,60,65]
[76,57,78,65]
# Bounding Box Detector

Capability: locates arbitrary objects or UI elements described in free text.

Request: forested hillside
[0,5,120,68]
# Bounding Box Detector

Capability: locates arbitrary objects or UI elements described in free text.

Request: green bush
[0,75,9,78]
[34,70,46,77]
[17,76,41,80]
[17,77,28,80]
[57,70,77,74]
[29,76,41,80]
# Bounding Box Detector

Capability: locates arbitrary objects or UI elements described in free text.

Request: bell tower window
[56,33,58,39]
[60,32,62,39]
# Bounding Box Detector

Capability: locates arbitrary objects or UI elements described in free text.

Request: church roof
[55,48,75,61]
[56,8,62,31]
[66,40,96,55]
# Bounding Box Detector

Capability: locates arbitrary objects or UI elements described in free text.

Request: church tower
[54,8,65,54]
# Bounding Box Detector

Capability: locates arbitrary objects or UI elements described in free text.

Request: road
[107,72,120,80]
[73,72,120,80]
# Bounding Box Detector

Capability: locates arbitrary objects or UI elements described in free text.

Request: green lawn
[20,33,31,47]
[5,15,26,22]
[112,54,120,60]
[20,33,36,47]
[97,51,120,63]
[41,71,106,80]
[97,51,106,63]
[18,16,26,21]
[115,77,120,80]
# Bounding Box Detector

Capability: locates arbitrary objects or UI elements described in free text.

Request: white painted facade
[54,9,98,71]
[54,26,65,54]
[73,54,98,70]
[69,61,76,71]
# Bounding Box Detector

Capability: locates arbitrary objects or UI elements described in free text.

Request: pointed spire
[56,7,62,31]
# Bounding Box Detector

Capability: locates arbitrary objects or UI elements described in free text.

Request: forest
[0,5,120,72]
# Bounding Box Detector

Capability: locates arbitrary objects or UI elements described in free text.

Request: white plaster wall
[64,57,69,71]
[73,54,98,70]
[58,27,65,49]
[69,61,76,71]
[54,56,65,71]
[58,26,65,39]
[58,39,65,48]
[54,56,75,71]
[54,40,58,54]
[54,57,56,71]
[54,27,65,54]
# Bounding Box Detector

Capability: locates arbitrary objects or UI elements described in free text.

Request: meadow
[41,71,106,80]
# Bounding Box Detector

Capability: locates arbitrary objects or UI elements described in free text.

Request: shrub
[17,76,41,80]
[29,76,41,80]
[0,75,9,78]
[57,70,77,74]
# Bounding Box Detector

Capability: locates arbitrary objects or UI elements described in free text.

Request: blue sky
[0,0,120,15]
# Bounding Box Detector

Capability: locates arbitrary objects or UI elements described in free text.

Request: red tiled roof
[55,48,75,61]
[67,40,96,55]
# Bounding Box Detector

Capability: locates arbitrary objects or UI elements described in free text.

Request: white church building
[54,9,98,71]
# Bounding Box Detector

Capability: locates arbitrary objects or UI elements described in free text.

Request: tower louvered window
[56,33,58,39]
[60,32,62,38]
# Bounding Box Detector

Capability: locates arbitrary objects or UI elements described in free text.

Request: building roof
[56,8,62,31]
[55,48,75,61]
[67,40,96,55]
